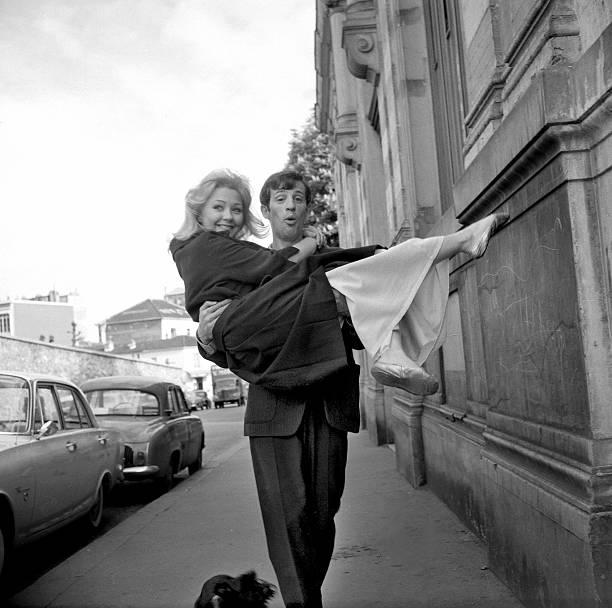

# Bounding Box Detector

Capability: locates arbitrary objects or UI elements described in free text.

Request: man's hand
[197,300,231,353]
[303,225,326,250]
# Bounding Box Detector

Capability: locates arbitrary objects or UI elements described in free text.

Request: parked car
[81,376,205,493]
[192,389,211,410]
[0,371,124,580]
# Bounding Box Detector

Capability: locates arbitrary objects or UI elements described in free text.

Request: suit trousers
[249,401,348,608]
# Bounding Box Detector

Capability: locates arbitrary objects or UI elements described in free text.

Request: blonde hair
[173,169,268,241]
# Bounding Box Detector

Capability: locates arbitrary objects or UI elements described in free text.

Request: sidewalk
[9,431,523,608]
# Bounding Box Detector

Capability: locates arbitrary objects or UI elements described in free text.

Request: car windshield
[85,389,160,417]
[0,375,30,433]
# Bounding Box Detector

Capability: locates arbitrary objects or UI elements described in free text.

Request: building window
[0,314,10,334]
[171,328,177,338]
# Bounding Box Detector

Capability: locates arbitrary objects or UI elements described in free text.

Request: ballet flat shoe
[467,212,509,259]
[371,361,439,395]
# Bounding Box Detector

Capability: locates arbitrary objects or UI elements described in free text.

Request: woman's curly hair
[173,168,268,241]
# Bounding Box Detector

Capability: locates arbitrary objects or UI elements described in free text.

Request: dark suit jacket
[176,231,378,390]
[202,318,362,436]
[243,315,363,436]
[244,361,360,436]
[203,330,361,437]
[192,241,375,434]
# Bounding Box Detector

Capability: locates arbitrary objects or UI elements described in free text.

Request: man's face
[261,182,308,245]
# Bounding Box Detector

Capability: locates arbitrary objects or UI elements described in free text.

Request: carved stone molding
[334,112,361,167]
[324,0,345,8]
[341,0,380,83]
[336,135,360,166]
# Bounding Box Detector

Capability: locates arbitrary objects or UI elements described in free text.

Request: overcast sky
[0,0,316,340]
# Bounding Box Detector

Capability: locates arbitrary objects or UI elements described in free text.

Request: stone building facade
[315,0,612,605]
[104,299,193,348]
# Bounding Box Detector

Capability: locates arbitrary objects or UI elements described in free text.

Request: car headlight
[125,443,148,467]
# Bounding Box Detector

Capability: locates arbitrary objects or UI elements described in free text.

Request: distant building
[112,334,212,395]
[28,289,69,303]
[164,287,185,308]
[0,299,74,346]
[103,298,193,349]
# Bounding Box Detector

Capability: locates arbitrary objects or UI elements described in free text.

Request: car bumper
[123,465,160,479]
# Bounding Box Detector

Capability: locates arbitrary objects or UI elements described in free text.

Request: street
[4,405,246,600]
[6,422,523,608]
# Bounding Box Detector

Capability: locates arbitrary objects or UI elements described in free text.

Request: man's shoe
[465,212,509,259]
[371,361,439,395]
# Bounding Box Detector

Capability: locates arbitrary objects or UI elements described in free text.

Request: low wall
[0,335,184,387]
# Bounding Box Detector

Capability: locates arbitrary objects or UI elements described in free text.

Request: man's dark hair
[259,170,312,208]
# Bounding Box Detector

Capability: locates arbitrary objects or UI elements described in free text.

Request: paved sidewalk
[9,431,523,608]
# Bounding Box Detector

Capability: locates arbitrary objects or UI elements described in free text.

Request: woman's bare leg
[434,213,509,264]
[434,230,471,263]
[370,213,508,394]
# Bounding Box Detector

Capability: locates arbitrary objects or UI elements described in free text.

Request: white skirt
[325,237,450,364]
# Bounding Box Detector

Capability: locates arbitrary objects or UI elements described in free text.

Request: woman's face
[199,187,245,238]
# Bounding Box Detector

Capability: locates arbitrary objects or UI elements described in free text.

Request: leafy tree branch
[285,109,338,247]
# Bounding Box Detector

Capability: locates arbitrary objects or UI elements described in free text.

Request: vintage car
[192,389,211,410]
[0,371,124,579]
[81,376,205,493]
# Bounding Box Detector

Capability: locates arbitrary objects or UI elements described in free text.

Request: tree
[285,109,338,247]
[71,321,84,347]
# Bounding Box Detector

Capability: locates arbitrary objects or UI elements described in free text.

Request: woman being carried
[170,169,507,395]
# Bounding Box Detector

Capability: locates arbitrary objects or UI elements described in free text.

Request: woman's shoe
[465,212,509,259]
[371,360,439,395]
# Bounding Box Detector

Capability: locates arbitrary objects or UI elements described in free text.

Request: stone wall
[315,1,612,605]
[0,335,184,387]
[440,35,612,606]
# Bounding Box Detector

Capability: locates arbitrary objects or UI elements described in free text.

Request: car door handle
[16,486,30,500]
[65,441,77,453]
[97,434,107,446]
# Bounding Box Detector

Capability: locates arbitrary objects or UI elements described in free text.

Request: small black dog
[194,570,275,608]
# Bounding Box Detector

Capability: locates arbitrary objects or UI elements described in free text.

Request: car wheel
[188,446,203,475]
[0,525,6,581]
[85,484,105,531]
[156,465,174,494]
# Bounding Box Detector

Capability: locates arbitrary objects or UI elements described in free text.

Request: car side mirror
[36,420,58,439]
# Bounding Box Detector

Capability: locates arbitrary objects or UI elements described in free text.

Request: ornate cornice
[334,112,361,167]
[341,0,379,83]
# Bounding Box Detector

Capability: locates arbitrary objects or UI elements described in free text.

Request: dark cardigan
[170,231,378,391]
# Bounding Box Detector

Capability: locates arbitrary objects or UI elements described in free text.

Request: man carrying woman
[170,168,507,608]
[186,170,365,608]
